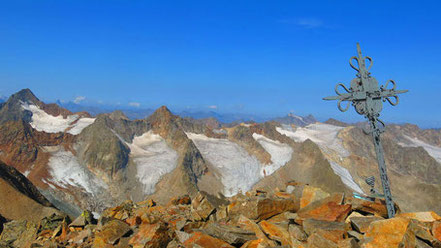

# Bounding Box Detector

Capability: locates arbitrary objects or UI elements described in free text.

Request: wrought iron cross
[323,43,408,218]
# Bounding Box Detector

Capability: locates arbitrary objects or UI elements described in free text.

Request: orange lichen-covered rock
[129,222,171,248]
[240,239,265,248]
[300,185,330,208]
[237,215,277,247]
[228,196,298,221]
[297,198,351,223]
[361,217,411,248]
[345,197,390,218]
[396,211,441,223]
[182,232,234,248]
[92,219,131,247]
[259,220,291,246]
[433,221,441,241]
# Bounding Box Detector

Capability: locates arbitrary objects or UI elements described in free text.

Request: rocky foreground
[1,182,441,248]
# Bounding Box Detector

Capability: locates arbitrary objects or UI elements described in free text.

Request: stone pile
[1,182,441,248]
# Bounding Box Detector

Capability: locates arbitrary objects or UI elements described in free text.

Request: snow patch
[329,161,364,194]
[47,148,107,195]
[399,135,441,163]
[276,123,349,157]
[128,131,179,195]
[67,117,96,135]
[21,102,95,135]
[187,133,262,196]
[22,164,35,177]
[187,132,291,197]
[252,133,293,176]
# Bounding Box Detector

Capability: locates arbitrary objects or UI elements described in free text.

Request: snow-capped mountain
[1,89,440,217]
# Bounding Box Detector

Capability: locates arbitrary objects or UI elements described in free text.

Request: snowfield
[187,132,293,197]
[21,102,95,135]
[277,123,364,193]
[276,123,349,157]
[128,131,179,195]
[252,133,293,176]
[329,161,364,194]
[187,132,261,196]
[47,148,108,195]
[399,135,441,164]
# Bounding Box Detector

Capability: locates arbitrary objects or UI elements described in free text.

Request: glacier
[252,133,293,176]
[187,132,293,197]
[128,131,179,195]
[21,102,95,135]
[46,147,108,195]
[276,123,349,157]
[399,135,441,164]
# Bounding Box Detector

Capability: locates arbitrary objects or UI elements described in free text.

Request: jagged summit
[8,88,41,105]
[148,105,173,121]
[273,113,316,127]
[325,118,349,127]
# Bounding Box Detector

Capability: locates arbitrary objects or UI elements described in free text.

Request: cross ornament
[323,43,408,218]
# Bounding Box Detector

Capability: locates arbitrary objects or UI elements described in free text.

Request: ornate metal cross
[323,43,408,218]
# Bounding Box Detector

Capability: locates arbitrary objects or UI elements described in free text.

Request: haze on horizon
[0,1,440,127]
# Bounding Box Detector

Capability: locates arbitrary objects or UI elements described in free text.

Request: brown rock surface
[182,231,234,248]
[297,193,351,222]
[361,217,411,248]
[0,162,60,222]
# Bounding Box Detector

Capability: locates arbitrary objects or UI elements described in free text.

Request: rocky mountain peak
[8,88,41,106]
[108,110,129,121]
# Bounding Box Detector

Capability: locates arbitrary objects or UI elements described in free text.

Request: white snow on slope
[21,102,95,135]
[329,161,363,194]
[187,132,262,197]
[276,123,349,157]
[47,148,107,195]
[127,131,179,195]
[399,135,441,163]
[68,117,96,135]
[252,133,293,176]
[277,123,364,193]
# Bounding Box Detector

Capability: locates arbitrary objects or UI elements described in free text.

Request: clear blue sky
[0,1,440,127]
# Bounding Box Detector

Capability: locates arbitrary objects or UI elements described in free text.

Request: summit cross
[323,43,408,218]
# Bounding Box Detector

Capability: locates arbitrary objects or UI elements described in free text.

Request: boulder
[307,232,338,248]
[259,220,291,246]
[300,185,330,208]
[289,224,307,241]
[361,217,411,248]
[182,231,234,248]
[228,196,298,221]
[202,222,256,246]
[302,218,349,243]
[129,222,171,248]
[433,221,441,241]
[191,193,216,221]
[350,216,383,233]
[338,238,360,248]
[0,220,38,248]
[237,215,277,247]
[93,219,132,247]
[345,197,389,218]
[396,212,441,223]
[297,194,350,223]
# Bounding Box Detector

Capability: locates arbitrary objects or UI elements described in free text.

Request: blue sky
[0,1,440,127]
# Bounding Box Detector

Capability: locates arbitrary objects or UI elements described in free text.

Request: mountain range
[0,88,440,222]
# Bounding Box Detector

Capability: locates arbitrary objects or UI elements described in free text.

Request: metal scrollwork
[323,43,408,218]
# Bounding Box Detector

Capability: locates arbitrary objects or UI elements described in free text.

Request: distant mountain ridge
[0,88,440,221]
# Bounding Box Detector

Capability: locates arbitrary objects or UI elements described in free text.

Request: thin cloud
[73,96,86,104]
[278,17,324,29]
[296,18,323,28]
[129,102,141,107]
[208,105,218,109]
